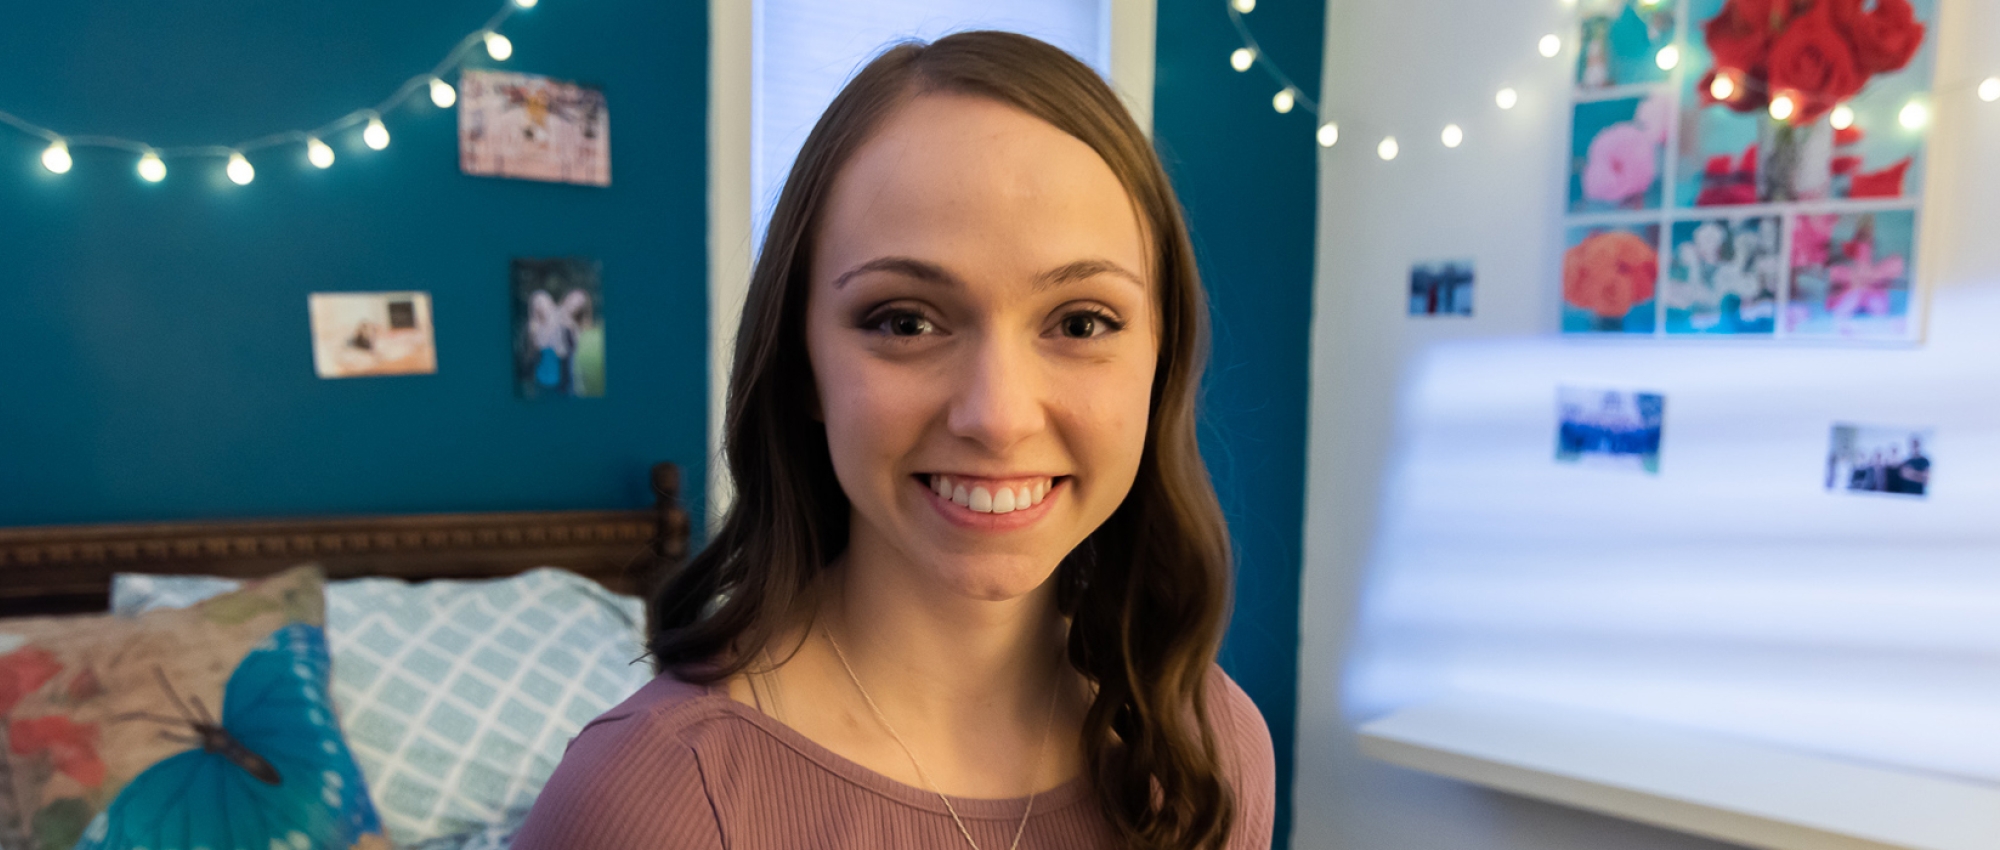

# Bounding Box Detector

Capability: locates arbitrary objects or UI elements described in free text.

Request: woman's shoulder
[578,671,740,738]
[1203,664,1274,762]
[1202,664,1277,848]
[514,673,746,849]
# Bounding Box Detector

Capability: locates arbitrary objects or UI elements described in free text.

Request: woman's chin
[926,553,1061,602]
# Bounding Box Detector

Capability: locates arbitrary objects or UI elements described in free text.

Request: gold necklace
[824,626,1060,850]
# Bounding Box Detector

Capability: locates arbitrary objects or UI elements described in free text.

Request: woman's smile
[915,473,1070,530]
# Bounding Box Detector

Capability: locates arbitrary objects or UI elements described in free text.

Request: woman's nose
[945,335,1047,453]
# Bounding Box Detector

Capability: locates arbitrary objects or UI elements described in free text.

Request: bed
[0,462,692,849]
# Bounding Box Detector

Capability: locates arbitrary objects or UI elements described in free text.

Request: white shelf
[1356,697,2000,850]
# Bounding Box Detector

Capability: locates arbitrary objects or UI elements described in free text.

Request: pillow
[0,566,386,850]
[402,805,532,850]
[110,568,655,844]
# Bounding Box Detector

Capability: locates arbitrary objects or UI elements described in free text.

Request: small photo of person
[1409,260,1474,317]
[1826,423,1933,498]
[512,258,606,399]
[1556,386,1666,475]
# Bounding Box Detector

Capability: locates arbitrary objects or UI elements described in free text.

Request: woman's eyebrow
[1033,259,1145,292]
[832,256,1144,291]
[833,256,959,289]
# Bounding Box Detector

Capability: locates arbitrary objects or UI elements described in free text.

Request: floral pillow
[0,566,387,850]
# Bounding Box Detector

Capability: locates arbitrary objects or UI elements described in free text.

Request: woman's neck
[825,546,1068,720]
[725,523,1089,799]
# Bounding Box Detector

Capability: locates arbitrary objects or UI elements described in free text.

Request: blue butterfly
[76,623,382,850]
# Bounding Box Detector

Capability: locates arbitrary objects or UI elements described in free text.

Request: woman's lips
[916,474,1066,529]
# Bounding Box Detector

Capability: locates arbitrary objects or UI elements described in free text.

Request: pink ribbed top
[515,666,1275,849]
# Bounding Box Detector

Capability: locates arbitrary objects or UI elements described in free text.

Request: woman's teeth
[929,475,1052,514]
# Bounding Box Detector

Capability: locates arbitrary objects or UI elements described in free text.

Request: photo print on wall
[1557,386,1665,475]
[459,69,610,187]
[1576,0,1679,90]
[1410,260,1475,316]
[307,292,437,379]
[1788,209,1917,339]
[1665,215,1780,334]
[1569,92,1671,215]
[1560,0,1936,341]
[1563,223,1659,333]
[512,258,605,399]
[1826,422,1932,498]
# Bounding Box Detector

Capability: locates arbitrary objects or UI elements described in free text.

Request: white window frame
[705,0,1155,527]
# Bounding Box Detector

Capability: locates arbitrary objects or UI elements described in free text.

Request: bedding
[110,568,655,846]
[0,566,386,850]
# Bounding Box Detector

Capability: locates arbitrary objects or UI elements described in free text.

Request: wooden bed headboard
[0,463,691,618]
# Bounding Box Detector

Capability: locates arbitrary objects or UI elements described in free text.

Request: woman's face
[806,93,1158,602]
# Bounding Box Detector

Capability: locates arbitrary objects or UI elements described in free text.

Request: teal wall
[0,0,708,526]
[0,0,1316,838]
[1155,0,1324,845]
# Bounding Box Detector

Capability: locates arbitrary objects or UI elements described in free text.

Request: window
[751,0,1112,244]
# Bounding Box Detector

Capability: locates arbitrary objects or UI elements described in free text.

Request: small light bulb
[1899,100,1929,129]
[41,140,72,174]
[1495,87,1519,109]
[1539,34,1562,58]
[1709,73,1737,101]
[226,152,255,185]
[137,152,166,182]
[1231,0,1256,12]
[1230,48,1255,72]
[1829,104,1855,130]
[307,137,335,168]
[484,31,513,61]
[1655,44,1680,70]
[1272,88,1295,114]
[1441,124,1464,148]
[364,117,391,150]
[1377,136,1399,161]
[514,0,537,7]
[1769,93,1797,121]
[1316,121,1339,148]
[1981,77,2000,103]
[430,77,458,108]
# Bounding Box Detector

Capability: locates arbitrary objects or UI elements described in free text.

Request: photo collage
[1561,0,1935,342]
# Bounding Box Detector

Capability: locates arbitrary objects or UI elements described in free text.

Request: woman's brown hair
[647,30,1237,849]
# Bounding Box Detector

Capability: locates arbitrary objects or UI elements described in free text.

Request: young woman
[517,31,1274,850]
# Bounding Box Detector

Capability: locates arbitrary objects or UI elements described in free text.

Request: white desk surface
[1357,696,2000,850]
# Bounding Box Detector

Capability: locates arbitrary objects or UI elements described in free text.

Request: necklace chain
[823,626,1060,850]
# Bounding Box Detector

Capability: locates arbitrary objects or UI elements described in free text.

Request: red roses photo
[1698,0,1925,122]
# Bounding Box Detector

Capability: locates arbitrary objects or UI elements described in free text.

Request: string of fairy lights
[1226,0,2000,160]
[0,0,541,185]
[9,0,1994,181]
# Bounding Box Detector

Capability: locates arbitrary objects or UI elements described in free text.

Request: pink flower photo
[1569,94,1667,212]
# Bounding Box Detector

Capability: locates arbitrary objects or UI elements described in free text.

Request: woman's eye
[1057,310,1121,339]
[874,310,936,337]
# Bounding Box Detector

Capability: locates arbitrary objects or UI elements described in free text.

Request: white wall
[1295,0,2000,847]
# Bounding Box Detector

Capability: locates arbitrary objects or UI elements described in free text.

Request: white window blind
[752,0,1110,245]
